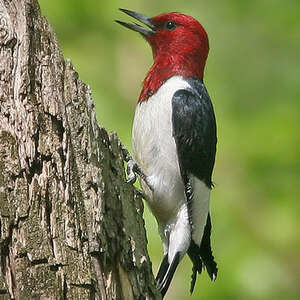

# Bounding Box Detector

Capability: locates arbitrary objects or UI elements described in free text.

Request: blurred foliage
[39,0,300,299]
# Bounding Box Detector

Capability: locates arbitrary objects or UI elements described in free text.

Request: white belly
[132,76,190,224]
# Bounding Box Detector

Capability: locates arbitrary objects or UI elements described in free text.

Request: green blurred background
[38,0,300,299]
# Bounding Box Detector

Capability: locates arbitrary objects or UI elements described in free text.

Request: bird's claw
[126,159,137,184]
[126,158,153,192]
[120,144,140,184]
[136,188,147,199]
[121,143,152,191]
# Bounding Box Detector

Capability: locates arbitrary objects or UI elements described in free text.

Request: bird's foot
[121,147,149,184]
[120,144,152,191]
[126,159,138,184]
[126,159,153,193]
[135,188,147,199]
[124,159,147,198]
[120,144,140,184]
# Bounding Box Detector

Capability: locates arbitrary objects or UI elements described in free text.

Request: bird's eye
[165,20,177,31]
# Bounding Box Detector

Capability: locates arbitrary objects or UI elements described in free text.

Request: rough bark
[0,0,160,299]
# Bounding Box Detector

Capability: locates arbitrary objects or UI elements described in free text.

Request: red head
[116,9,209,101]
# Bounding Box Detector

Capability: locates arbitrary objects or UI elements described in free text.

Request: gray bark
[0,0,160,299]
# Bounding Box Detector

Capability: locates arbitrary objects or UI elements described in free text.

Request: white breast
[132,76,191,224]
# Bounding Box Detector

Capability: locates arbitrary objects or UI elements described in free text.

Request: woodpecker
[116,9,218,298]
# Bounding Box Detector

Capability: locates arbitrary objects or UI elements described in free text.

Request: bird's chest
[131,77,190,221]
[132,76,190,173]
[132,93,176,174]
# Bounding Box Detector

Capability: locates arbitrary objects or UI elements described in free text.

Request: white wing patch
[191,177,210,245]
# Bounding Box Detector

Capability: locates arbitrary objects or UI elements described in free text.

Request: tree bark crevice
[0,0,160,299]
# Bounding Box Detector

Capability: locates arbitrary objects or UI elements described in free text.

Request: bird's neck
[138,53,206,102]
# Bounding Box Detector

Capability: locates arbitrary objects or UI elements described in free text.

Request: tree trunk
[0,0,160,299]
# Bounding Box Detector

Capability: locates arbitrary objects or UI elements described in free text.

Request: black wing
[172,79,218,290]
[171,80,217,188]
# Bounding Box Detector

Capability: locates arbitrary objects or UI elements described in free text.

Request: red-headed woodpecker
[117,9,218,298]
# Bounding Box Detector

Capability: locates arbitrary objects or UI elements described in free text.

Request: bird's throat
[138,54,206,102]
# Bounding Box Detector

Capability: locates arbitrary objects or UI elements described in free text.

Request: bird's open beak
[116,8,156,36]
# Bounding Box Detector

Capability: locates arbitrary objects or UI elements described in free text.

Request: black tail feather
[187,241,203,293]
[189,262,200,294]
[188,213,218,293]
[155,255,169,284]
[200,213,218,281]
[156,253,180,298]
